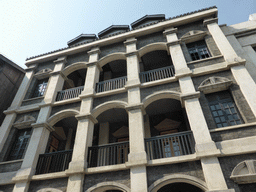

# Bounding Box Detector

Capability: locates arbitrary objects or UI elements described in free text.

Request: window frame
[187,40,211,61]
[32,78,48,98]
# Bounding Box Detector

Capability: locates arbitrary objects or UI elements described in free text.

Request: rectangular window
[33,79,48,98]
[187,40,211,61]
[206,91,243,128]
[8,129,31,160]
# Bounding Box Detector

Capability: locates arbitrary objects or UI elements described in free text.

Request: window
[206,91,243,128]
[33,79,48,98]
[187,40,211,61]
[8,129,31,160]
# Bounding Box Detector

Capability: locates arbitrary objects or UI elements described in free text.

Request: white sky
[0,0,255,69]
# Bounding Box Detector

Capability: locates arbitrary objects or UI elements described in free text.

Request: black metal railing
[56,86,84,101]
[87,141,129,167]
[139,65,175,83]
[95,76,127,93]
[35,150,73,174]
[145,131,195,160]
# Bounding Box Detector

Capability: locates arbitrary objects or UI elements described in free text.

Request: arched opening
[88,107,129,167]
[144,98,195,160]
[105,190,123,192]
[158,183,203,192]
[96,60,127,93]
[56,68,87,101]
[139,50,174,83]
[36,116,78,174]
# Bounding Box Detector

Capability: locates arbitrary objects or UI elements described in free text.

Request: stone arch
[181,30,207,43]
[92,100,128,118]
[98,53,126,68]
[86,181,130,192]
[36,188,63,192]
[148,174,208,192]
[142,90,182,109]
[138,42,168,58]
[62,61,88,77]
[47,109,80,126]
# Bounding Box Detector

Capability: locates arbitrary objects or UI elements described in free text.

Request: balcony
[87,141,129,168]
[139,65,175,84]
[145,131,195,160]
[95,76,127,93]
[56,86,84,101]
[35,150,72,174]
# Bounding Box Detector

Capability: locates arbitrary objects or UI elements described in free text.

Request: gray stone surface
[83,170,130,190]
[66,52,89,68]
[28,178,68,192]
[35,60,55,73]
[50,102,81,116]
[0,184,14,192]
[0,160,22,172]
[147,161,204,187]
[219,154,256,192]
[137,31,166,50]
[188,56,225,70]
[177,20,206,39]
[93,92,128,109]
[21,97,44,106]
[100,42,126,59]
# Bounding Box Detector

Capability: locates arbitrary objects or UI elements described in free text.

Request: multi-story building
[1,6,256,192]
[0,54,25,125]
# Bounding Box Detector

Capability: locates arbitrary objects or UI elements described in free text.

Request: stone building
[1,6,256,192]
[0,54,25,125]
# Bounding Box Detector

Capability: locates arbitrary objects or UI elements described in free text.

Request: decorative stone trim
[125,79,141,89]
[231,160,256,184]
[166,40,182,47]
[86,181,130,192]
[24,64,38,72]
[163,28,178,36]
[87,47,101,56]
[124,38,137,45]
[75,114,98,124]
[226,57,246,68]
[13,115,36,129]
[86,61,102,71]
[198,76,233,94]
[125,51,139,57]
[203,17,218,26]
[53,56,67,64]
[180,92,200,107]
[34,68,53,80]
[31,122,54,132]
[175,68,192,79]
[181,30,207,44]
[36,188,63,192]
[125,103,146,114]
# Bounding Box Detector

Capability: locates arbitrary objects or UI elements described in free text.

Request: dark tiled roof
[67,34,97,46]
[131,14,166,29]
[26,6,217,61]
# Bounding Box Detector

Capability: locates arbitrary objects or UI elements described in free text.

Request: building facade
[0,6,256,192]
[0,54,25,126]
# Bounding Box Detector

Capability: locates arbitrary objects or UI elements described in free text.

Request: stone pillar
[43,57,66,104]
[12,105,53,192]
[66,47,101,192]
[0,65,36,152]
[205,18,256,117]
[98,122,109,145]
[164,27,230,191]
[124,37,148,192]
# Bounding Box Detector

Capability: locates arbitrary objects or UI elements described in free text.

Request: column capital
[203,17,218,26]
[75,113,98,124]
[163,28,178,36]
[53,56,67,64]
[124,37,137,46]
[166,40,182,47]
[125,103,145,114]
[125,51,139,57]
[87,47,101,56]
[25,64,38,72]
[31,122,54,132]
[180,92,200,107]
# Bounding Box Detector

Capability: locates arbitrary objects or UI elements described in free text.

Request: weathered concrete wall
[100,42,126,59]
[219,153,256,192]
[147,161,204,187]
[93,92,128,109]
[83,170,130,191]
[66,52,89,68]
[28,178,68,192]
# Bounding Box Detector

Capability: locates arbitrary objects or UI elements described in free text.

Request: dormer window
[187,40,211,61]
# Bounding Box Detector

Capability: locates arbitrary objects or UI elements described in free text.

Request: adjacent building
[0,6,256,192]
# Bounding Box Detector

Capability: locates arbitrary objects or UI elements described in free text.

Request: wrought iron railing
[139,65,175,83]
[87,141,129,167]
[35,150,73,174]
[56,86,84,101]
[95,76,127,93]
[145,131,195,160]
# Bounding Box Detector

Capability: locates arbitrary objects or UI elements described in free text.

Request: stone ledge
[166,40,181,47]
[207,190,235,192]
[163,28,178,36]
[31,171,67,181]
[147,154,197,166]
[209,122,256,133]
[86,164,128,174]
[75,113,98,124]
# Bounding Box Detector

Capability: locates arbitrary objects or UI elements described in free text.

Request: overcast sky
[1,0,255,69]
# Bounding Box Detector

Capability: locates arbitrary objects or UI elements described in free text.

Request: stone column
[43,56,66,104]
[205,18,256,117]
[164,27,231,191]
[0,65,37,152]
[124,37,148,192]
[66,47,100,192]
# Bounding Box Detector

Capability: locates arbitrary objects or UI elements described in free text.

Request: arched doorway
[158,183,203,192]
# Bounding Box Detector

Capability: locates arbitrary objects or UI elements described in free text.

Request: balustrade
[87,141,129,167]
[35,150,73,174]
[145,131,195,160]
[56,86,84,101]
[95,76,127,93]
[139,65,175,83]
